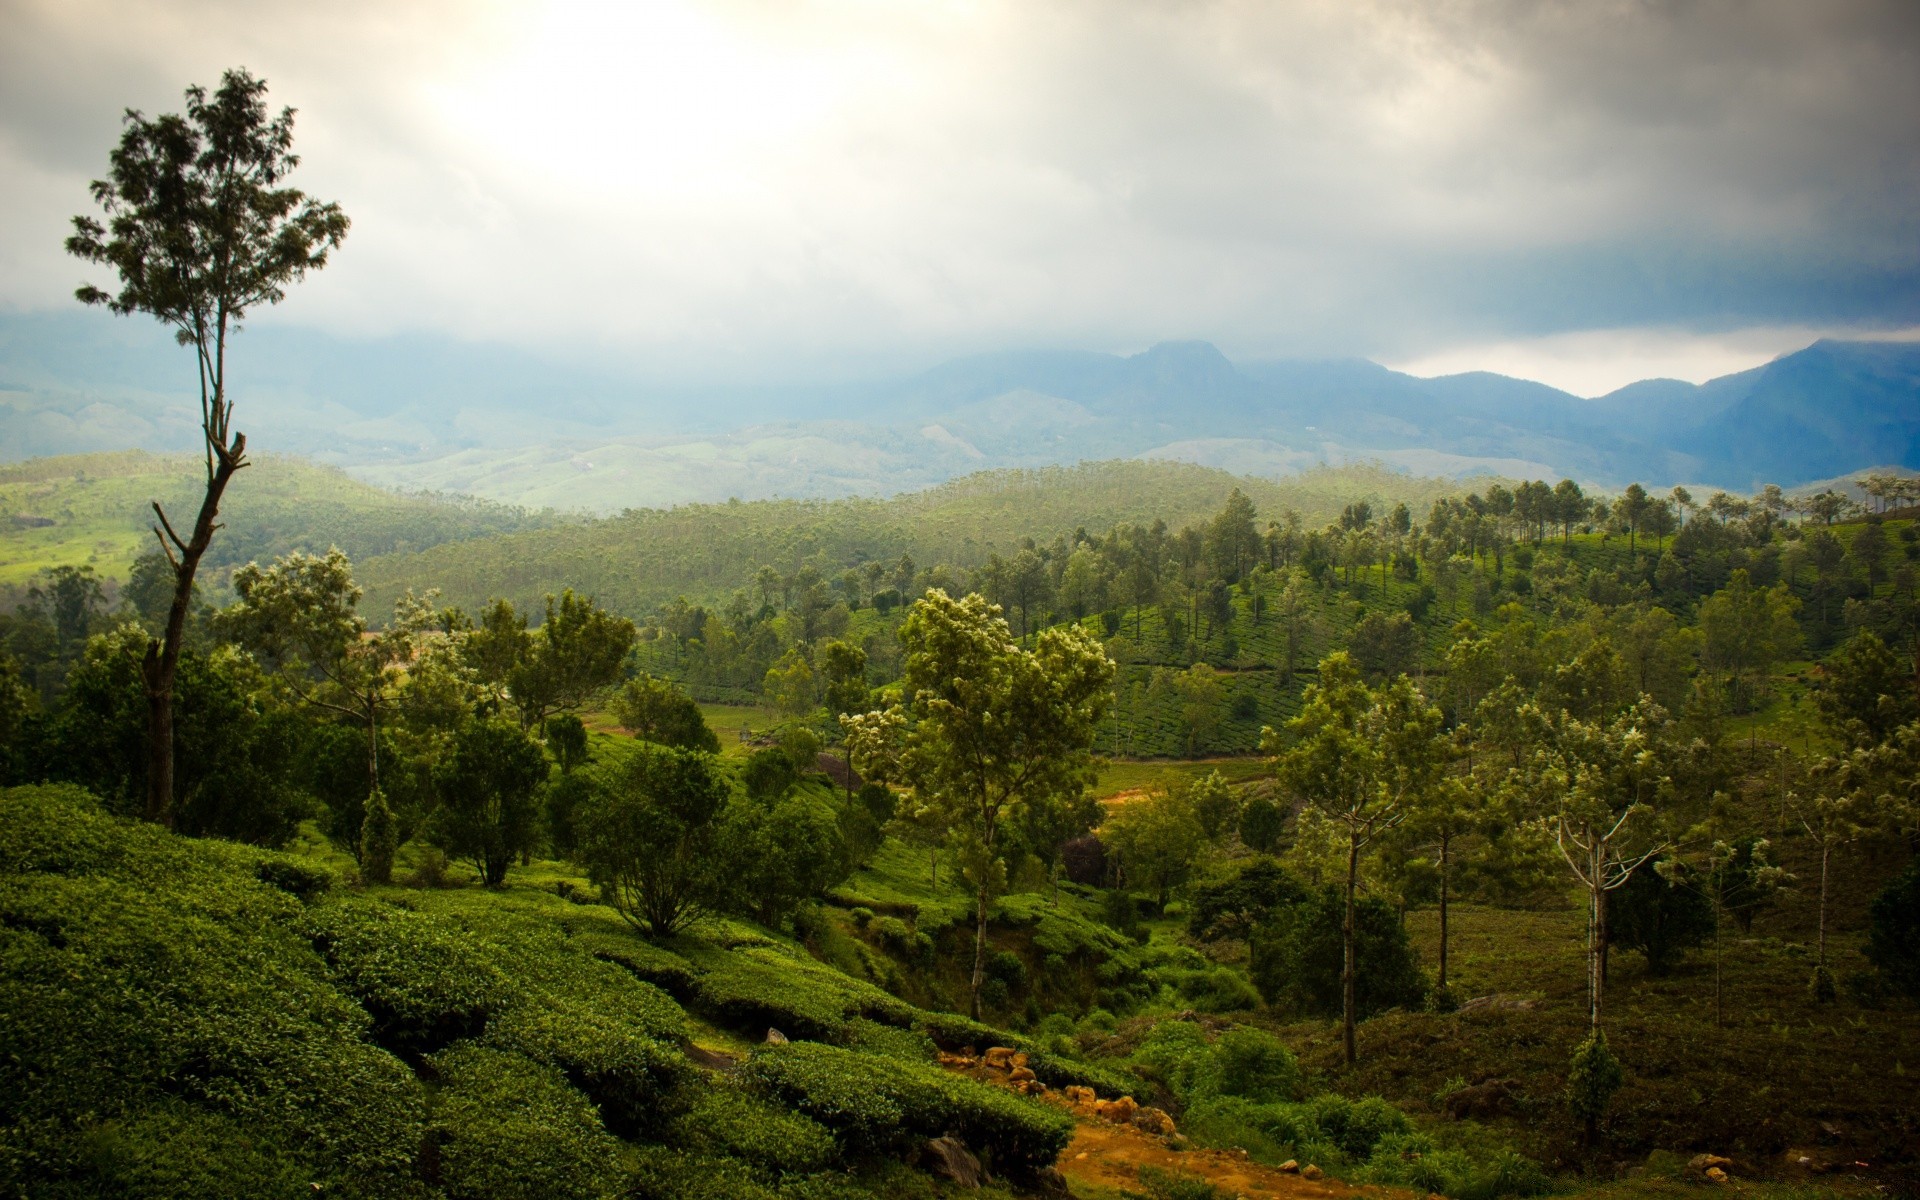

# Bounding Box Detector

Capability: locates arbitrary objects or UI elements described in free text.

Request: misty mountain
[2,311,1915,511]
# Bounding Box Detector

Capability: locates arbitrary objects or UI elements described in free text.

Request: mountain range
[2,311,1915,512]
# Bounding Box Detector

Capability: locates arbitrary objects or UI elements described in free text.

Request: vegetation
[4,436,1919,1196]
[65,68,348,827]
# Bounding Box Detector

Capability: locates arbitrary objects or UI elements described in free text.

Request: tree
[1792,754,1879,997]
[1399,775,1476,995]
[1170,663,1226,755]
[576,743,733,936]
[1700,837,1786,1024]
[510,590,636,728]
[1265,654,1443,1065]
[1813,630,1919,749]
[819,639,870,718]
[1249,887,1427,1020]
[1101,787,1207,912]
[66,69,348,826]
[1532,699,1676,1034]
[1606,858,1714,976]
[224,550,439,872]
[613,674,721,752]
[720,790,850,928]
[1697,570,1801,717]
[764,648,817,720]
[428,717,549,886]
[1867,859,1920,1001]
[1349,610,1418,682]
[846,590,1112,1018]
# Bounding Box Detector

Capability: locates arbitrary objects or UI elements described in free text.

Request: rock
[1689,1154,1733,1173]
[1093,1096,1138,1124]
[983,1046,1017,1069]
[1032,1166,1073,1197]
[1442,1079,1520,1120]
[764,1028,788,1044]
[1064,1085,1096,1107]
[1279,1160,1299,1173]
[1705,1167,1729,1184]
[1011,1052,1030,1069]
[1009,1066,1037,1083]
[1301,1164,1323,1180]
[1132,1106,1176,1136]
[921,1136,984,1188]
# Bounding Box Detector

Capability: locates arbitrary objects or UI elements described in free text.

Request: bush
[303,898,504,1058]
[424,1044,623,1200]
[626,1147,784,1200]
[669,1084,839,1174]
[741,1041,1073,1173]
[1566,1031,1623,1143]
[253,855,334,901]
[1191,1027,1301,1104]
[839,1016,936,1064]
[1135,1165,1227,1200]
[0,787,428,1196]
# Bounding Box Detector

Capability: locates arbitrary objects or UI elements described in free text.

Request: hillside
[0,451,562,589]
[354,459,1467,618]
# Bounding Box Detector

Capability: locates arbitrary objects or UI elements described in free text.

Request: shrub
[627,1147,784,1200]
[839,1016,936,1064]
[1135,1165,1227,1200]
[742,1041,1074,1172]
[427,718,550,887]
[424,1044,623,1200]
[1566,1031,1623,1144]
[669,1084,839,1174]
[303,898,504,1057]
[1191,1027,1301,1104]
[253,855,334,900]
[848,906,875,929]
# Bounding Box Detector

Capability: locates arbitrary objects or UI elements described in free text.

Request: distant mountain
[3,311,1915,511]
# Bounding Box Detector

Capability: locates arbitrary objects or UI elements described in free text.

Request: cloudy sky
[3,0,1918,395]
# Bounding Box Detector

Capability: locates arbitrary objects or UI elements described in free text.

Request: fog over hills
[3,312,1914,512]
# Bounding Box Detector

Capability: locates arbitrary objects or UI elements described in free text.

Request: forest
[4,445,1918,1200]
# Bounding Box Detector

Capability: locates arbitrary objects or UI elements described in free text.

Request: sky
[3,0,1919,397]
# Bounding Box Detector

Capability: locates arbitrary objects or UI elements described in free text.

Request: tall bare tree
[66,69,348,825]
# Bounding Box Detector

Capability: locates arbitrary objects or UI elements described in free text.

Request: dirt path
[1056,1116,1401,1200]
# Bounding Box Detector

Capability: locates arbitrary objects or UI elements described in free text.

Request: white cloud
[2,0,1916,381]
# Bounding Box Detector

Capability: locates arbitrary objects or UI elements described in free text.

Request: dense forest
[3,449,1919,1199]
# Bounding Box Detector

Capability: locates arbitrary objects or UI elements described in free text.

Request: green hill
[356,459,1467,617]
[0,451,561,590]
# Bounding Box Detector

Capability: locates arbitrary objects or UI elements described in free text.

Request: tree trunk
[142,437,247,827]
[1592,880,1609,1034]
[970,879,990,1020]
[1437,830,1451,992]
[1817,842,1830,969]
[1342,829,1359,1067]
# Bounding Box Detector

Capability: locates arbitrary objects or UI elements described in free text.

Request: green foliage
[1565,1031,1624,1141]
[669,1084,840,1174]
[360,787,398,884]
[1607,860,1715,976]
[428,717,550,886]
[575,742,732,936]
[1129,1021,1301,1108]
[741,1040,1074,1171]
[1867,859,1920,1000]
[1187,859,1306,942]
[1131,1165,1227,1200]
[304,897,504,1057]
[0,787,427,1196]
[423,1044,623,1200]
[613,673,721,752]
[719,788,853,929]
[1249,887,1428,1018]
